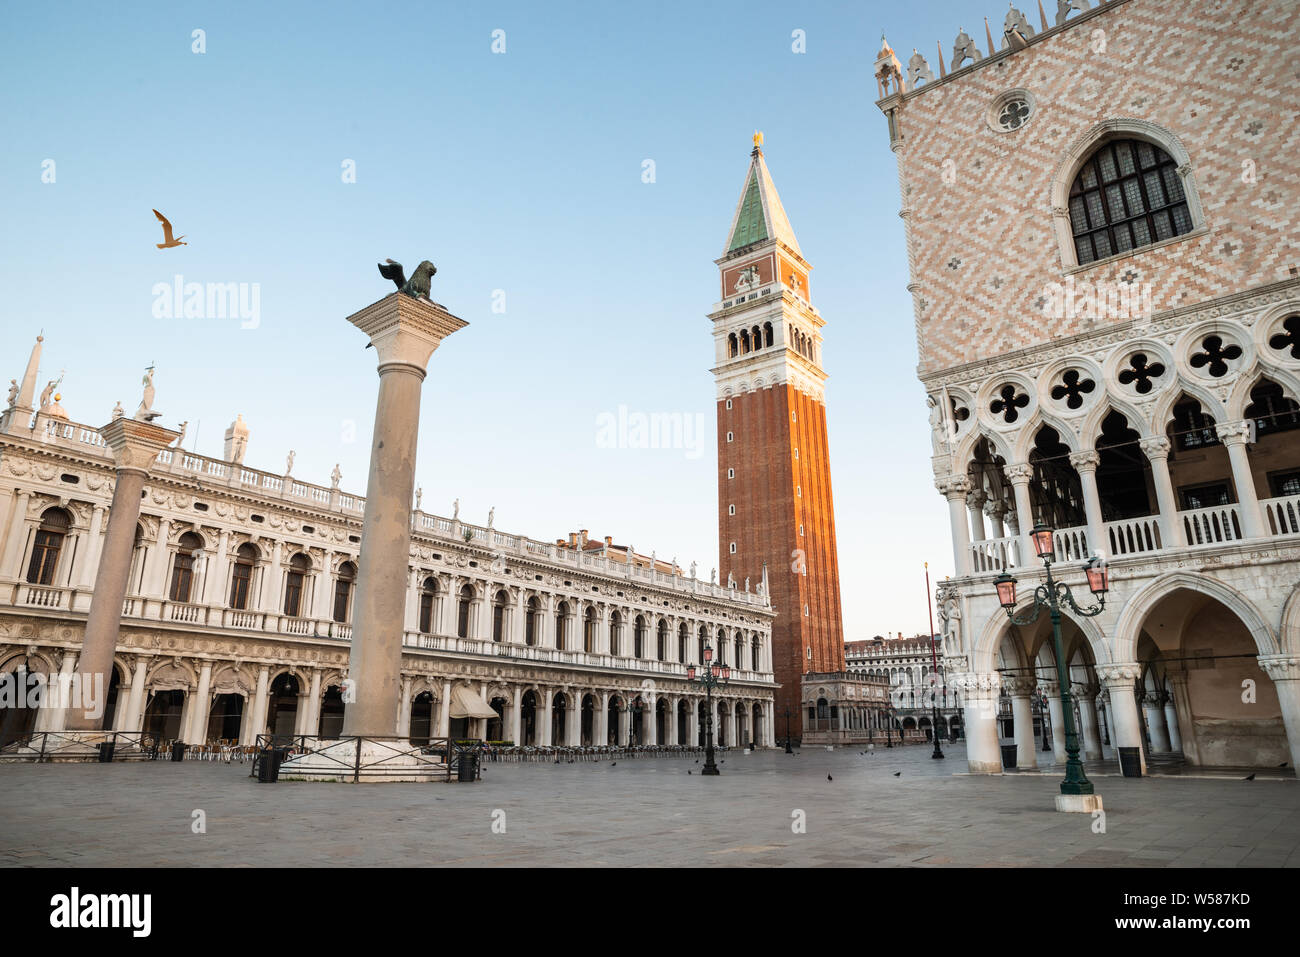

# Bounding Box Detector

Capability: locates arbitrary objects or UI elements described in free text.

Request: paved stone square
[1,744,1297,867]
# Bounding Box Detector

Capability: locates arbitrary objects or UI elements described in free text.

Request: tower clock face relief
[1,0,1295,918]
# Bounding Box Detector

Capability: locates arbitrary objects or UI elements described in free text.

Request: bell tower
[710,134,846,739]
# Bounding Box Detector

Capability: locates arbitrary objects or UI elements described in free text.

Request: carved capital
[1257,655,1300,682]
[1143,690,1167,706]
[1138,435,1171,459]
[936,474,972,497]
[1068,450,1101,472]
[98,417,181,474]
[1002,676,1038,696]
[1215,420,1253,446]
[1096,661,1142,685]
[967,489,988,508]
[1003,463,1034,485]
[949,671,1001,696]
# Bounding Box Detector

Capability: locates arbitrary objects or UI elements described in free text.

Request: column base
[1054,793,1103,813]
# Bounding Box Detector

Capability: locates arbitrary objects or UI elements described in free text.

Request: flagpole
[925,562,944,759]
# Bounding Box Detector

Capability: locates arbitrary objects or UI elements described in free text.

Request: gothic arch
[1226,366,1300,421]
[1278,582,1300,654]
[1111,571,1279,661]
[1049,118,1206,269]
[1151,381,1226,431]
[1012,410,1082,462]
[971,601,1110,674]
[954,427,1014,472]
[1080,395,1156,449]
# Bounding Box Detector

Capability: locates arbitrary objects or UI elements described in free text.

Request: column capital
[1002,676,1038,696]
[1096,661,1142,685]
[1258,655,1300,681]
[1142,690,1167,706]
[948,671,1001,696]
[1139,435,1171,458]
[967,488,988,508]
[1068,450,1101,472]
[935,474,971,497]
[1214,420,1253,446]
[98,417,181,473]
[347,292,468,371]
[1003,463,1034,485]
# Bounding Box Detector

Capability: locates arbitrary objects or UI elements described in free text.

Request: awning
[449,686,498,720]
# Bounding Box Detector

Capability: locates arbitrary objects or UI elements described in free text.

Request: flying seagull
[152,209,186,248]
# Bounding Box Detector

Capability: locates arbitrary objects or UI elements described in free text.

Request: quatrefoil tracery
[1049,369,1096,410]
[989,384,1030,424]
[1268,315,1300,360]
[1189,335,1243,378]
[1117,352,1167,394]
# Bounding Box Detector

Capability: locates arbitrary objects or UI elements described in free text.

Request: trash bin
[171,741,187,762]
[1119,746,1142,778]
[257,747,286,783]
[1000,744,1017,769]
[98,740,115,763]
[457,750,479,782]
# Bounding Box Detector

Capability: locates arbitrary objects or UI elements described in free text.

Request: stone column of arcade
[61,415,179,749]
[280,285,465,782]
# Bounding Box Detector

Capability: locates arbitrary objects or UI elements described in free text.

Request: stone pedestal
[341,293,466,738]
[65,416,179,731]
[1055,793,1103,814]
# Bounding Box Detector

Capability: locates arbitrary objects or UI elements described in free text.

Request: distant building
[846,634,962,740]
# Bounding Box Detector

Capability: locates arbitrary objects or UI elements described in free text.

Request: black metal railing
[0,729,165,761]
[248,734,466,783]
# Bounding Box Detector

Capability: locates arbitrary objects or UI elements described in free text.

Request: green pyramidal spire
[724,138,803,257]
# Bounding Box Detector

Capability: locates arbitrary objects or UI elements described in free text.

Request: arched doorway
[143,689,185,741]
[606,695,621,745]
[677,699,689,745]
[551,692,568,745]
[267,673,299,738]
[487,697,506,742]
[410,691,434,746]
[317,685,345,739]
[0,660,41,747]
[520,690,538,746]
[655,698,668,744]
[207,693,244,741]
[580,694,595,745]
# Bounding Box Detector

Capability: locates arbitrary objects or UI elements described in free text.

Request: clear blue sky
[1,1,985,639]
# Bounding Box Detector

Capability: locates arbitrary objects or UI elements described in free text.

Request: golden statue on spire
[752,130,764,150]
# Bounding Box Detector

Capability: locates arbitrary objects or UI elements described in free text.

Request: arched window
[728,333,738,358]
[609,611,622,656]
[555,600,569,650]
[763,322,773,347]
[751,325,762,350]
[584,606,597,653]
[1069,138,1192,265]
[493,590,508,642]
[332,561,356,623]
[633,615,645,658]
[168,531,204,603]
[656,619,668,661]
[740,329,751,354]
[752,637,760,671]
[734,632,742,668]
[716,627,727,666]
[457,584,474,639]
[698,626,707,664]
[678,623,688,663]
[283,553,310,617]
[229,543,258,610]
[26,508,70,585]
[418,577,438,633]
[525,597,539,646]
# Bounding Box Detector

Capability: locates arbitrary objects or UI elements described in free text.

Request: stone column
[305,669,323,736]
[206,530,231,605]
[938,476,972,576]
[38,650,78,732]
[1165,669,1197,761]
[539,688,553,746]
[967,489,988,543]
[1005,464,1037,567]
[595,692,607,745]
[567,695,581,747]
[121,657,149,733]
[1068,451,1105,555]
[187,661,212,744]
[1216,422,1267,539]
[510,687,523,745]
[244,666,270,746]
[984,499,1006,539]
[1097,663,1145,774]
[1075,684,1103,760]
[437,679,451,739]
[1138,436,1185,547]
[1258,656,1300,774]
[341,293,466,737]
[143,518,173,600]
[397,676,413,738]
[953,672,1002,773]
[66,417,179,731]
[75,504,106,591]
[0,489,32,579]
[1005,677,1039,769]
[1042,681,1067,763]
[1161,693,1182,752]
[1143,691,1171,752]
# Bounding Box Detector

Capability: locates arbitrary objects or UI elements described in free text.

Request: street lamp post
[923,562,944,760]
[1040,692,1051,751]
[995,525,1110,802]
[781,707,794,754]
[687,642,729,775]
